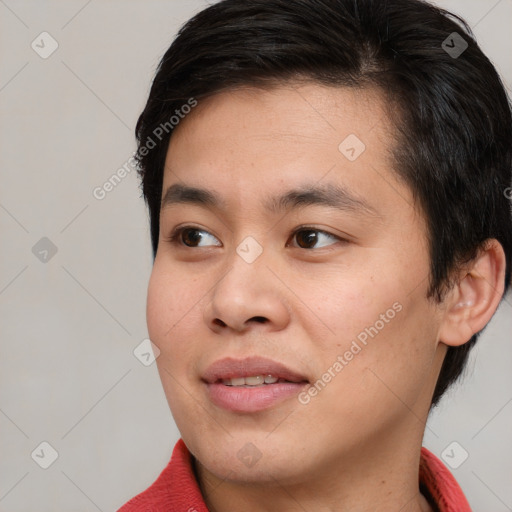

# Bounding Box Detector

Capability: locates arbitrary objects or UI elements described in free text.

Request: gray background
[0,0,510,510]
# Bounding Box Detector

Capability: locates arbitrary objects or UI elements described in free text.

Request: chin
[184,429,312,485]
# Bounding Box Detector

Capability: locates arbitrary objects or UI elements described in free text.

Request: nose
[203,253,290,334]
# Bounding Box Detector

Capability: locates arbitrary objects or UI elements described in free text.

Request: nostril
[251,316,267,323]
[213,318,227,327]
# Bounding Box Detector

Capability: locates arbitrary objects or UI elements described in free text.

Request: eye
[167,226,343,250]
[289,228,341,249]
[169,226,221,247]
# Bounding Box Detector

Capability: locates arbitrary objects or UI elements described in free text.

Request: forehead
[163,83,409,218]
[168,82,392,153]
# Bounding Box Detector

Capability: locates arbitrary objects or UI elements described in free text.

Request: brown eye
[181,228,203,247]
[290,228,340,249]
[169,227,221,248]
[295,230,319,249]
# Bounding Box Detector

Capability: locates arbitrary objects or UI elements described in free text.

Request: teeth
[222,375,280,386]
[245,375,264,385]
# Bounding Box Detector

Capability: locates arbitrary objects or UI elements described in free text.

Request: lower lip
[205,382,308,413]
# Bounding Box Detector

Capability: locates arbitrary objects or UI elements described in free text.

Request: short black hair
[135,0,512,406]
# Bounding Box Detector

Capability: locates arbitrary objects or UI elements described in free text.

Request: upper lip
[202,356,309,384]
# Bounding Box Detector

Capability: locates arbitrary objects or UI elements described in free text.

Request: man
[119,0,512,510]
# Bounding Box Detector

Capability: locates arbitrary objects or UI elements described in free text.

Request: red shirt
[118,440,472,511]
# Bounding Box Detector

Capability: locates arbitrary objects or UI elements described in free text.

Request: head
[136,0,511,487]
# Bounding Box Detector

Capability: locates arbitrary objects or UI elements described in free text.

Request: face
[147,83,446,486]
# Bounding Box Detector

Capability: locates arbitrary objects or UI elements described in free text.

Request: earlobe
[438,239,506,347]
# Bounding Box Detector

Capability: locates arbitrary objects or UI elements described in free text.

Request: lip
[202,356,309,413]
[202,356,309,384]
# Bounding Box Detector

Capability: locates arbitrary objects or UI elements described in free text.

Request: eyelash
[166,225,346,249]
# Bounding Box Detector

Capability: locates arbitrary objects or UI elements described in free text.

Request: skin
[146,83,505,512]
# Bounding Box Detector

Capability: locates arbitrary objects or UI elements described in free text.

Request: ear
[438,239,507,347]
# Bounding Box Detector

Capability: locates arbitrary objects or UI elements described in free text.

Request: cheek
[310,268,437,401]
[310,270,398,346]
[146,268,175,342]
[146,262,203,360]
[314,238,432,355]
[147,264,206,418]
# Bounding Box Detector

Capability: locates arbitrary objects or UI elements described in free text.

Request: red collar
[419,446,472,511]
[118,440,471,511]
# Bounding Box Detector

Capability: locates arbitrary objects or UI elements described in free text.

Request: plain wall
[0,0,510,510]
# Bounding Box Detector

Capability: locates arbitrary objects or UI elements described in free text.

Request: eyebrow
[161,183,380,217]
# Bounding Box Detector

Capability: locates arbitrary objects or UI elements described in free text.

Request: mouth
[202,356,309,413]
[220,375,301,386]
